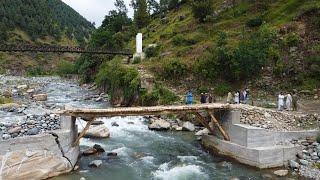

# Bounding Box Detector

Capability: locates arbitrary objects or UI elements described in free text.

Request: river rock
[89,160,102,168]
[33,94,48,101]
[91,121,104,125]
[80,177,86,180]
[107,152,118,157]
[27,127,39,135]
[8,126,22,134]
[274,169,288,177]
[299,159,309,166]
[148,119,171,131]
[2,134,11,140]
[182,121,195,131]
[17,84,28,90]
[195,128,209,136]
[82,148,98,156]
[93,144,105,153]
[84,125,110,138]
[261,173,273,179]
[289,160,300,169]
[111,122,119,127]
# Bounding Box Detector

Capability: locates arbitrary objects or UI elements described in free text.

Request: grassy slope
[132,0,320,97]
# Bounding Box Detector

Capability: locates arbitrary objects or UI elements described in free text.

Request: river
[0,76,284,180]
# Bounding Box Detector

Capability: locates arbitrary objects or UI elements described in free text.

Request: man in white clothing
[278,92,285,111]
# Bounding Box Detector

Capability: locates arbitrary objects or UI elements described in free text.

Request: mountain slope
[136,0,320,97]
[0,0,94,45]
[0,0,95,75]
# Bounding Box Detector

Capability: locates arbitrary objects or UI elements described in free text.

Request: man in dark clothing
[200,93,207,104]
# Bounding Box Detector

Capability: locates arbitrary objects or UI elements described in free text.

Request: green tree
[131,0,150,28]
[191,0,214,22]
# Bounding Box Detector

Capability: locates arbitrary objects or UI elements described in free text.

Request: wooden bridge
[60,103,232,146]
[0,44,133,57]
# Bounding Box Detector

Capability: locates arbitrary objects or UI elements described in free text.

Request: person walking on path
[234,91,240,104]
[227,92,233,103]
[278,92,285,111]
[286,93,293,111]
[292,93,298,111]
[186,90,193,105]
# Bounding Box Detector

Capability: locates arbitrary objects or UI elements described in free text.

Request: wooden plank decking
[61,103,231,118]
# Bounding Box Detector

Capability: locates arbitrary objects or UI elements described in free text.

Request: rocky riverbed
[0,75,108,140]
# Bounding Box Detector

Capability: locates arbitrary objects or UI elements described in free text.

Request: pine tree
[131,0,150,29]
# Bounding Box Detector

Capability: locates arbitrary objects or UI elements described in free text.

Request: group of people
[278,92,297,111]
[185,91,216,104]
[227,89,250,104]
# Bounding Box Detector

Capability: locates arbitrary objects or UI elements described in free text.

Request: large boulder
[148,119,171,131]
[33,94,48,101]
[84,125,110,138]
[182,121,195,132]
[0,148,78,180]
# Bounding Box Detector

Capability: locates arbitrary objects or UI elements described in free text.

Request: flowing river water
[0,76,289,180]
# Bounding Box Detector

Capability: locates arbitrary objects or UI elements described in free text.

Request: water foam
[152,164,208,180]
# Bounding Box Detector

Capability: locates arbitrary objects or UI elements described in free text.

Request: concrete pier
[202,110,319,168]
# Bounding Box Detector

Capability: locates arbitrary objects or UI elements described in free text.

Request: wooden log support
[207,111,230,141]
[72,117,94,147]
[194,112,215,135]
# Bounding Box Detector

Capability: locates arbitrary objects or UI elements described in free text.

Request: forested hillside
[0,0,94,44]
[0,0,95,75]
[75,0,320,106]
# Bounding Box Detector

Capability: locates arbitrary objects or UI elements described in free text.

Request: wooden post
[72,118,94,147]
[207,111,230,141]
[194,112,214,135]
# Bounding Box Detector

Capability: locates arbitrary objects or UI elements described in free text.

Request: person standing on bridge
[278,92,285,111]
[186,90,193,105]
[234,91,240,104]
[227,92,233,103]
[286,93,293,111]
[200,93,207,104]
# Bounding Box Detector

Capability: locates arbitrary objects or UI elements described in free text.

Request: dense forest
[0,0,95,44]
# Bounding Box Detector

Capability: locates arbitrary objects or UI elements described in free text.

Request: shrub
[163,59,187,79]
[273,60,285,77]
[95,59,140,102]
[141,89,160,106]
[197,86,209,94]
[172,35,198,46]
[191,0,214,23]
[27,67,51,76]
[56,60,76,75]
[284,32,300,47]
[0,96,13,104]
[133,57,141,64]
[145,45,160,58]
[246,17,263,28]
[215,83,232,96]
[157,86,179,105]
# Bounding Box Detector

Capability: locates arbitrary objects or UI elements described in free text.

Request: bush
[27,67,51,76]
[273,60,285,77]
[246,17,263,28]
[0,96,13,104]
[157,86,179,105]
[95,59,140,102]
[197,86,209,94]
[172,34,197,46]
[191,0,214,23]
[284,32,300,47]
[56,60,76,75]
[163,59,187,79]
[215,83,232,96]
[133,57,141,64]
[145,45,160,58]
[141,89,160,106]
